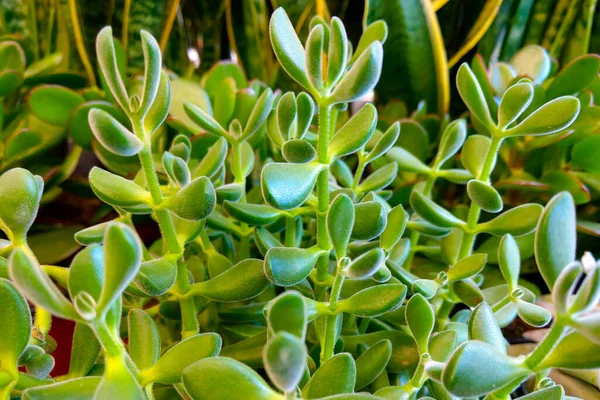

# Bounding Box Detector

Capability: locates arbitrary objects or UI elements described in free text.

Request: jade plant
[0,6,600,400]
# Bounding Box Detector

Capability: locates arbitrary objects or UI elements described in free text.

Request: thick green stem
[135,124,197,339]
[321,271,345,363]
[402,174,436,269]
[525,321,566,370]
[316,103,332,281]
[285,216,296,247]
[458,136,503,259]
[232,141,250,261]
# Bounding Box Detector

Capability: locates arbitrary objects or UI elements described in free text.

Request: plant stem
[135,123,197,339]
[285,216,296,247]
[232,141,250,261]
[458,136,503,259]
[321,270,345,363]
[403,174,436,269]
[525,321,566,369]
[316,103,332,281]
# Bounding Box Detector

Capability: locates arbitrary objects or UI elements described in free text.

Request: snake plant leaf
[442,341,530,397]
[144,70,171,135]
[89,108,142,156]
[90,167,149,208]
[327,194,355,260]
[437,119,467,166]
[358,163,397,194]
[380,205,408,252]
[282,139,316,163]
[352,201,388,240]
[461,135,490,178]
[182,357,277,400]
[96,27,129,111]
[456,63,496,134]
[265,246,323,287]
[468,303,505,351]
[569,265,600,314]
[96,353,145,400]
[406,294,434,354]
[331,42,383,104]
[546,54,600,98]
[337,283,406,317]
[267,291,307,338]
[163,152,191,187]
[67,244,103,303]
[224,201,282,226]
[498,234,520,290]
[552,261,583,315]
[128,309,160,371]
[183,101,229,137]
[302,353,356,398]
[328,103,378,159]
[504,97,580,137]
[367,122,400,162]
[410,191,465,229]
[262,162,322,210]
[0,279,31,375]
[28,85,85,126]
[270,8,310,91]
[137,30,162,117]
[326,17,348,88]
[447,254,487,282]
[133,256,177,296]
[467,180,503,213]
[515,300,551,327]
[344,248,386,280]
[535,192,576,291]
[0,168,43,238]
[306,25,324,92]
[22,377,101,400]
[190,259,269,302]
[243,89,274,139]
[498,82,534,130]
[386,146,431,174]
[354,339,392,391]
[264,332,306,393]
[194,137,228,179]
[539,330,600,370]
[9,249,79,321]
[166,176,216,221]
[477,204,543,236]
[96,223,142,316]
[142,333,222,385]
[509,45,551,85]
[571,135,600,173]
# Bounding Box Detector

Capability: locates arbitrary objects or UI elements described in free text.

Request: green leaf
[546,54,600,98]
[28,85,84,126]
[22,377,101,400]
[265,246,323,287]
[326,17,348,88]
[89,108,142,156]
[282,139,316,164]
[467,180,503,213]
[133,256,177,296]
[95,354,144,400]
[267,291,307,338]
[337,283,406,317]
[224,201,282,226]
[443,341,530,397]
[468,303,505,351]
[498,234,520,289]
[183,357,278,400]
[569,265,600,314]
[461,135,490,177]
[327,194,355,259]
[539,330,600,369]
[138,30,162,117]
[366,122,400,162]
[447,254,487,282]
[552,261,582,315]
[128,309,159,370]
[166,176,216,221]
[306,25,324,92]
[344,248,386,280]
[406,293,434,354]
[302,353,356,399]
[68,244,103,302]
[144,70,171,135]
[328,104,378,158]
[498,82,534,130]
[535,192,576,291]
[264,332,306,393]
[0,168,43,238]
[89,167,151,211]
[410,191,465,229]
[9,249,78,320]
[96,223,142,316]
[96,27,130,111]
[504,97,580,137]
[183,101,228,137]
[358,163,397,194]
[68,324,100,378]
[386,146,430,174]
[456,63,496,133]
[452,279,484,307]
[477,204,543,236]
[0,279,31,374]
[270,8,310,91]
[331,42,383,104]
[189,259,269,302]
[354,339,392,391]
[515,385,564,400]
[194,137,228,179]
[509,45,551,84]
[516,300,551,327]
[571,135,600,173]
[437,119,467,166]
[261,162,322,210]
[142,333,222,384]
[243,89,274,139]
[163,152,191,187]
[380,205,408,251]
[352,201,388,241]
[172,80,213,132]
[350,21,388,66]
